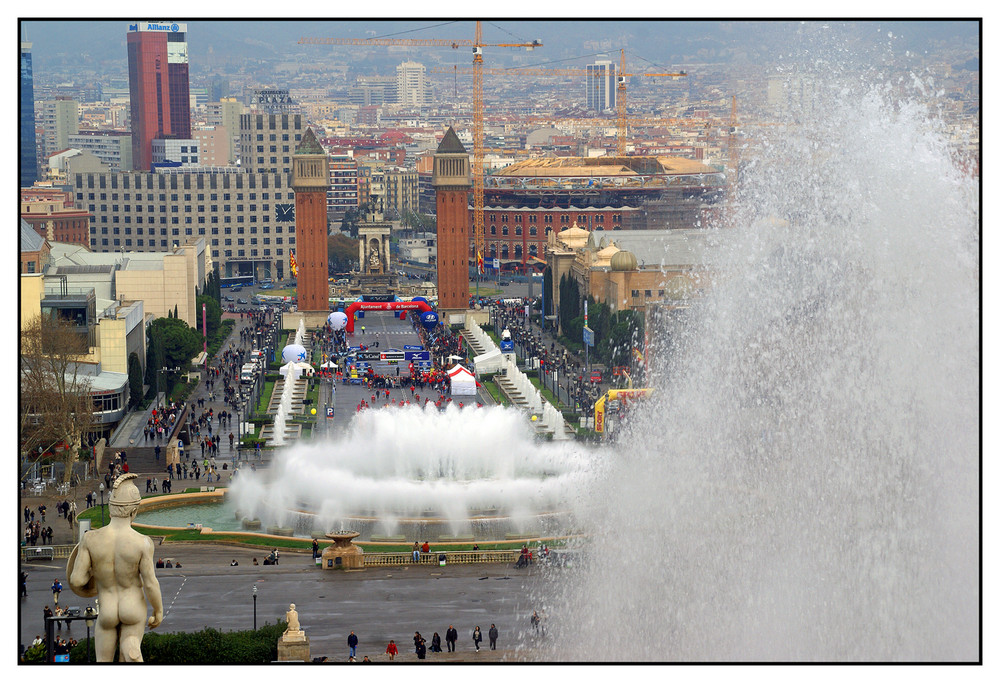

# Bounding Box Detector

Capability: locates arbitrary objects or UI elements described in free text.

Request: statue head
[108,473,142,519]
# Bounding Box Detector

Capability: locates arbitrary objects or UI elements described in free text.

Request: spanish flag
[477,250,484,274]
[289,250,298,277]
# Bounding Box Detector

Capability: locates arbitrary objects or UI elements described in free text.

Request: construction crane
[299,24,541,291]
[615,49,687,156]
[433,49,686,156]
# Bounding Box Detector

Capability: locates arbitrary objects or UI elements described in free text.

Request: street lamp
[98,482,105,527]
[252,584,258,630]
[84,606,96,663]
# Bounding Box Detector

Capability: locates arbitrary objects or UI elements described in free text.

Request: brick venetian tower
[433,127,472,320]
[292,128,330,316]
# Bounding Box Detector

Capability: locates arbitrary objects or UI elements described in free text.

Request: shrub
[66,621,286,664]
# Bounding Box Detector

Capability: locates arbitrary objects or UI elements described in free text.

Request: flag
[477,250,484,274]
[289,250,298,277]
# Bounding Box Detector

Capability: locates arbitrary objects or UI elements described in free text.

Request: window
[515,226,522,236]
[561,214,569,224]
[529,226,537,236]
[544,215,553,224]
[501,225,509,236]
[490,225,496,235]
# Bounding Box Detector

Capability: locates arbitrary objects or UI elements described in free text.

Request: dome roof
[610,249,638,271]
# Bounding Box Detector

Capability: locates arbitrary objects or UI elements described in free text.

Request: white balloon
[281,343,308,363]
[328,311,348,331]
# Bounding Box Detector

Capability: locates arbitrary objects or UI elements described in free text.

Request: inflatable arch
[344,300,434,333]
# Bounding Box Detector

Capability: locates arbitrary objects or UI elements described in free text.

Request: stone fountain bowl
[325,530,361,547]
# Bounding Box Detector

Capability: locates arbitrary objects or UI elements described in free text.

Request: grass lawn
[77,505,571,552]
[257,380,275,413]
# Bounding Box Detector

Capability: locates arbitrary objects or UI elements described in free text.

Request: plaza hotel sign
[129,22,187,33]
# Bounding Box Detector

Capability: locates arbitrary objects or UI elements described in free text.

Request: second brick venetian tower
[432,127,472,321]
[293,128,330,316]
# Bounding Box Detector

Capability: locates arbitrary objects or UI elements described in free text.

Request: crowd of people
[338,621,510,662]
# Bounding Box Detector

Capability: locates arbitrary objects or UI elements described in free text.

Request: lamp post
[98,482,105,527]
[252,584,258,630]
[84,606,96,663]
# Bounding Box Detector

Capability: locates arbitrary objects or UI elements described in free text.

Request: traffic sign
[326,406,334,419]
[583,326,594,347]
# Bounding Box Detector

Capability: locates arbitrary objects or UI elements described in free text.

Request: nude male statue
[67,473,163,662]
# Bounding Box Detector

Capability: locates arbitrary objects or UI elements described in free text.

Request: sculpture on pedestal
[67,473,163,662]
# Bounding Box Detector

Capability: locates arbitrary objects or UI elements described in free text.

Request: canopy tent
[319,360,337,368]
[447,364,477,396]
[473,349,504,376]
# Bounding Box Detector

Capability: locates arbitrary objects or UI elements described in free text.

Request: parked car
[224,295,234,302]
[237,298,247,304]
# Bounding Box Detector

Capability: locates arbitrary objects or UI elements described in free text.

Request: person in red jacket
[421,541,430,554]
[385,639,398,661]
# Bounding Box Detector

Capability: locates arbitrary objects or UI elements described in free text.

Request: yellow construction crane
[433,49,686,156]
[300,24,541,287]
[615,49,687,156]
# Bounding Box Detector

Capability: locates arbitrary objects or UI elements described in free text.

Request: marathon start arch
[344,300,434,333]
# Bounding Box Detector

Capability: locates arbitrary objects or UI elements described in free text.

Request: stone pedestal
[320,530,364,570]
[277,631,311,662]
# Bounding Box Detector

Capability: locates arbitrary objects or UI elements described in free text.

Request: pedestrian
[312,539,320,559]
[431,632,442,653]
[154,444,161,462]
[412,541,420,563]
[20,571,27,598]
[489,624,498,650]
[472,626,483,652]
[51,579,62,605]
[445,625,458,652]
[416,636,426,660]
[413,631,422,654]
[348,631,358,658]
[385,639,398,661]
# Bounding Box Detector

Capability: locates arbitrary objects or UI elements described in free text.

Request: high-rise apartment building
[206,97,242,163]
[587,59,616,112]
[37,98,80,162]
[396,61,432,107]
[127,21,191,172]
[20,41,38,187]
[328,155,359,220]
[68,130,134,172]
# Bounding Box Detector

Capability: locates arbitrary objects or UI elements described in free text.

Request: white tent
[473,349,504,376]
[447,364,477,396]
[279,361,315,377]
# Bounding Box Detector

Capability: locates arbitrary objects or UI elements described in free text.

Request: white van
[240,363,256,384]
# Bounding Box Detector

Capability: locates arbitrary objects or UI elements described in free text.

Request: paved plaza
[20,544,553,662]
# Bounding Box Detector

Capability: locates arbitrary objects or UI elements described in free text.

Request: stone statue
[285,603,301,634]
[67,473,163,662]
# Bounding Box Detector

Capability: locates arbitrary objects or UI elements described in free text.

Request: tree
[146,317,202,398]
[127,352,143,409]
[19,316,96,484]
[328,233,359,273]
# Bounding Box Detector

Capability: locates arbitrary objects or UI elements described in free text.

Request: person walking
[489,624,498,650]
[312,539,320,559]
[348,631,358,659]
[415,635,427,660]
[472,626,483,652]
[20,571,28,598]
[50,579,62,605]
[445,625,458,652]
[385,639,398,661]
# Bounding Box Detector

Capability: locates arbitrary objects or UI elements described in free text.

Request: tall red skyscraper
[127,21,191,172]
[292,128,330,314]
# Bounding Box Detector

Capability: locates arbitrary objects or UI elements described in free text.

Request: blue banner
[403,345,424,351]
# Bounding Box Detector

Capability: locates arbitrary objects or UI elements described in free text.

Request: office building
[327,155,359,220]
[151,138,200,167]
[205,97,242,163]
[127,21,191,172]
[21,41,39,187]
[192,127,230,167]
[587,59,616,112]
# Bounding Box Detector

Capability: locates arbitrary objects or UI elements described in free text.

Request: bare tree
[20,315,96,484]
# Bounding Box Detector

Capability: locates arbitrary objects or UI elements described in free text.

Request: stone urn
[320,530,364,570]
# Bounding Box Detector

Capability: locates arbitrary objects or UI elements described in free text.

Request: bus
[221,275,254,289]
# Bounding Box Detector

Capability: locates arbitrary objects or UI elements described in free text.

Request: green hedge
[47,622,287,664]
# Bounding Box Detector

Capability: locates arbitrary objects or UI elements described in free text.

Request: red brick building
[21,187,91,249]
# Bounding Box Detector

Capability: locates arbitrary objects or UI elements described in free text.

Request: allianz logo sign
[129,22,181,32]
